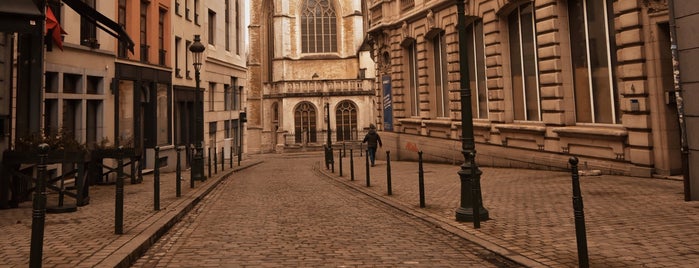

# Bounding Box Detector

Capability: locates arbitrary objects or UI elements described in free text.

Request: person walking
[362,124,382,167]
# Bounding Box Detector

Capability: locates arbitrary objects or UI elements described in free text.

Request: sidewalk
[318,152,699,267]
[0,157,262,267]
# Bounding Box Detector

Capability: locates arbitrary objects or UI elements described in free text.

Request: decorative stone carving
[426,9,435,29]
[643,0,668,13]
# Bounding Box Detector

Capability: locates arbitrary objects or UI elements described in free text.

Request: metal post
[207,147,212,179]
[230,145,234,168]
[365,150,370,187]
[454,0,488,222]
[339,149,343,177]
[153,146,160,211]
[569,157,589,268]
[238,145,242,166]
[350,149,355,181]
[30,143,49,268]
[213,147,218,174]
[418,151,425,208]
[221,147,225,171]
[331,150,335,173]
[190,35,206,184]
[190,146,195,188]
[386,151,392,196]
[471,152,480,228]
[360,143,363,157]
[115,146,125,234]
[176,146,182,197]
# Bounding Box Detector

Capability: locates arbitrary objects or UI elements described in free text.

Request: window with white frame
[466,19,488,119]
[508,2,541,121]
[404,39,419,117]
[568,0,618,124]
[432,31,449,118]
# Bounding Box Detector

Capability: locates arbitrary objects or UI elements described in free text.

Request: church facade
[247,0,376,153]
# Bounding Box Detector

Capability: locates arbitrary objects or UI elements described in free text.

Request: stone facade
[247,0,376,153]
[364,0,681,177]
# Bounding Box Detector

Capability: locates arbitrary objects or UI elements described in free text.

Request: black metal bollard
[350,149,355,181]
[221,147,225,171]
[154,146,161,211]
[176,146,182,197]
[569,157,589,268]
[207,147,212,179]
[360,143,363,157]
[115,146,125,234]
[238,146,242,166]
[190,146,195,189]
[213,147,218,174]
[365,150,371,187]
[331,147,335,173]
[230,146,234,168]
[339,149,343,177]
[471,152,481,229]
[418,151,425,208]
[30,143,50,268]
[386,151,392,196]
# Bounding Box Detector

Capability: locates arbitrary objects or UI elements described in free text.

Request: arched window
[466,19,488,119]
[301,0,337,53]
[335,101,358,141]
[294,102,317,143]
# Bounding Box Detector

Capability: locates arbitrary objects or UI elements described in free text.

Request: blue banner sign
[382,75,393,131]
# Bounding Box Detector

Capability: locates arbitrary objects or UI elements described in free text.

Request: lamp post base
[455,206,489,222]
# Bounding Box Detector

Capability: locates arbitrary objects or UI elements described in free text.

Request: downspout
[668,0,691,201]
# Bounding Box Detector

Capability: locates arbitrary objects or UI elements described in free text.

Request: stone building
[364,0,683,178]
[247,0,376,153]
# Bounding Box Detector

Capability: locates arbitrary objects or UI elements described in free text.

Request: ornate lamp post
[455,0,489,222]
[324,102,334,169]
[189,35,206,182]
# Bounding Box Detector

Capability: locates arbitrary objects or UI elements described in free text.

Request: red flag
[46,7,67,50]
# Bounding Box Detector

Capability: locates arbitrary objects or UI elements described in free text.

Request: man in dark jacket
[362,124,382,166]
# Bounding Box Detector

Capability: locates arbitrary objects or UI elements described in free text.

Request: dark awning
[61,0,135,53]
[0,0,43,33]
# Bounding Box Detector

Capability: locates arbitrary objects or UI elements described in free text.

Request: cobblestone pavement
[2,150,699,267]
[133,153,519,267]
[0,156,261,267]
[322,150,699,268]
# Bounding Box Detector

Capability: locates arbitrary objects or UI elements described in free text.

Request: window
[209,121,217,150]
[118,0,127,58]
[158,9,167,66]
[432,31,449,118]
[335,101,358,141]
[185,0,190,20]
[118,80,135,144]
[63,73,82,94]
[232,77,240,110]
[140,1,149,62]
[224,84,232,110]
[194,0,200,25]
[80,0,98,48]
[157,83,170,145]
[176,0,181,16]
[508,2,540,121]
[175,37,182,77]
[568,0,618,124]
[466,19,488,119]
[265,0,274,82]
[301,0,337,53]
[186,40,192,79]
[404,40,419,116]
[209,82,216,111]
[294,102,317,143]
[86,76,102,94]
[235,0,240,55]
[86,100,101,148]
[208,10,216,45]
[225,0,230,51]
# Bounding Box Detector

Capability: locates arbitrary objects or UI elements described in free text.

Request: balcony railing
[264,79,373,96]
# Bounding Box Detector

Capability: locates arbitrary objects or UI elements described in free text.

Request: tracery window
[335,101,358,141]
[301,0,337,53]
[294,102,317,143]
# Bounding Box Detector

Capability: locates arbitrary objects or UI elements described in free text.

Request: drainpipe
[668,0,691,201]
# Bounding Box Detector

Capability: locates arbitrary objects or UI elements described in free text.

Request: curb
[314,161,547,268]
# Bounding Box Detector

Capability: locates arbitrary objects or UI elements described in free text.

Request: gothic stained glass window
[301,0,337,53]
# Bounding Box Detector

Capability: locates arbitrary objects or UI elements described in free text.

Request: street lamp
[189,34,206,182]
[325,102,334,169]
[454,0,489,223]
